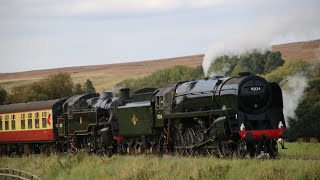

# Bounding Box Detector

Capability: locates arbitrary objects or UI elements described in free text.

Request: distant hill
[272,39,320,61]
[0,54,204,92]
[1,39,319,93]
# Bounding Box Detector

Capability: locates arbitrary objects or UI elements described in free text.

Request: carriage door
[57,116,65,136]
[155,96,164,127]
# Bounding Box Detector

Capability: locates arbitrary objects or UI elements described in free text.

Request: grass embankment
[279,142,320,158]
[0,142,319,180]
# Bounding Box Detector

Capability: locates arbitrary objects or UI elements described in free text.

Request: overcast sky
[1,0,320,73]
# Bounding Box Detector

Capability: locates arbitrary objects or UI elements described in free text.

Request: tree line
[208,50,284,76]
[0,72,96,104]
[114,65,204,95]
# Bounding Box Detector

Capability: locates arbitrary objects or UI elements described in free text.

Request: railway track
[0,168,41,180]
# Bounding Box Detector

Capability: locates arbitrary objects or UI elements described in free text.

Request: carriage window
[28,113,32,129]
[11,115,15,130]
[42,112,47,128]
[35,112,39,129]
[5,115,9,130]
[0,116,2,130]
[21,114,26,129]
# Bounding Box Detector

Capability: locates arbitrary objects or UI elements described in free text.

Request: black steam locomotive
[0,72,288,158]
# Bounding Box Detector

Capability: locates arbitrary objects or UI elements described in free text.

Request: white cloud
[1,0,320,73]
[0,0,222,17]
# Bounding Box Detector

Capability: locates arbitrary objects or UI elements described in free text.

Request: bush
[289,96,320,140]
[208,50,285,77]
[0,87,7,105]
[264,61,320,83]
[5,72,98,104]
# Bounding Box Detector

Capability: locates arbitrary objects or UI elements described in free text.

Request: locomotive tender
[0,72,288,158]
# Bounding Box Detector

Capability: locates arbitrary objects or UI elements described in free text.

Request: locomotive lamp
[240,123,245,131]
[278,121,284,129]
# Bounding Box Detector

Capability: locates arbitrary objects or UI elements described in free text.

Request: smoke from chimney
[281,74,308,126]
[202,3,320,77]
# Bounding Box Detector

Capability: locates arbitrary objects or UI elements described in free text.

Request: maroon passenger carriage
[0,99,66,154]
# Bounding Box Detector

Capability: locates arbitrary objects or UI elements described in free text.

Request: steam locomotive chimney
[238,72,253,76]
[120,88,130,99]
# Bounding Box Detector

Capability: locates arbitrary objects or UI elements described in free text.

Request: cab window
[5,115,9,130]
[156,96,160,110]
[28,113,32,129]
[42,112,47,128]
[21,114,26,129]
[11,114,15,130]
[35,112,39,129]
[159,96,164,109]
[156,96,164,110]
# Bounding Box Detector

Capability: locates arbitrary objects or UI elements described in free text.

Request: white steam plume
[203,42,268,77]
[202,2,320,77]
[281,74,308,126]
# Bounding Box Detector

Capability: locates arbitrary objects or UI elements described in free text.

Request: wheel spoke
[237,140,247,158]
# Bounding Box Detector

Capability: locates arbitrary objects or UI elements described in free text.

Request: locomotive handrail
[73,109,96,112]
[0,168,41,180]
[168,108,232,119]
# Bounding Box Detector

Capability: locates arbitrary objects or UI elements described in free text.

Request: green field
[0,142,319,180]
[279,142,320,159]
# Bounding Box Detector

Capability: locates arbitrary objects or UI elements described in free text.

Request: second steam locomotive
[0,72,288,158]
